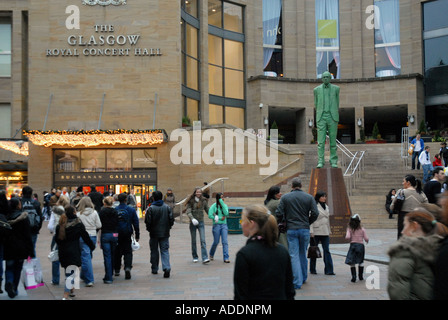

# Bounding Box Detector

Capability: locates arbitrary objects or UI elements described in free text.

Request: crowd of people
[1,171,448,300]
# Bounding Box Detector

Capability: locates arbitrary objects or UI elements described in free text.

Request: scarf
[318,201,326,210]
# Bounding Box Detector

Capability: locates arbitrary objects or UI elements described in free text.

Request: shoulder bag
[393,189,405,214]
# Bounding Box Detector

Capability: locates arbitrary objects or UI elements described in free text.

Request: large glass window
[182,22,199,90]
[263,0,283,77]
[181,0,198,18]
[315,0,340,79]
[0,104,11,138]
[423,0,448,98]
[208,1,245,128]
[0,18,12,77]
[374,0,401,77]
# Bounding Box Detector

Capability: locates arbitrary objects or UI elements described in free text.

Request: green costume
[313,71,340,168]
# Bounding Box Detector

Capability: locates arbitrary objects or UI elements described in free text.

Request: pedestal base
[308,167,352,244]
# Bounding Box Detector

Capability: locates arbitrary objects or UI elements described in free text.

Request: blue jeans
[31,234,38,258]
[189,221,208,261]
[101,233,118,282]
[80,235,96,284]
[412,150,421,170]
[287,228,310,289]
[149,237,171,272]
[309,236,334,274]
[50,235,60,284]
[209,224,229,261]
[422,164,433,184]
[5,259,24,293]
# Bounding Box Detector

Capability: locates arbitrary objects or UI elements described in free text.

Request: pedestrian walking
[264,186,287,248]
[98,196,118,284]
[164,188,176,214]
[114,193,140,280]
[275,177,319,289]
[385,188,396,219]
[234,205,295,300]
[410,134,424,170]
[423,166,446,204]
[419,146,433,184]
[208,193,230,263]
[0,191,11,294]
[391,174,428,239]
[309,191,335,275]
[76,196,102,287]
[440,142,448,167]
[55,206,95,300]
[345,214,369,283]
[20,185,43,258]
[3,197,34,298]
[388,210,446,300]
[144,190,174,278]
[88,184,104,213]
[186,187,210,264]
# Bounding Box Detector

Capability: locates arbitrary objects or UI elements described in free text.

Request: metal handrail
[175,177,229,223]
[262,157,301,182]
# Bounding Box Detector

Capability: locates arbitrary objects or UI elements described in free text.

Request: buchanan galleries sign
[46,24,162,57]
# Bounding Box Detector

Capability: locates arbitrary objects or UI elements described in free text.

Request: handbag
[48,244,59,262]
[22,257,45,290]
[408,144,414,155]
[393,190,405,214]
[307,245,322,259]
[278,213,287,234]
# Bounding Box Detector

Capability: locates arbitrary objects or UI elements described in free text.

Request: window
[181,0,198,18]
[315,0,340,79]
[207,1,245,128]
[0,104,11,138]
[423,0,448,97]
[374,0,401,77]
[263,0,283,77]
[0,18,11,77]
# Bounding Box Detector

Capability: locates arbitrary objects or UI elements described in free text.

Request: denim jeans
[149,237,171,272]
[64,267,79,293]
[189,221,208,261]
[101,233,118,282]
[287,228,310,289]
[309,236,334,274]
[422,164,433,184]
[5,259,24,293]
[80,235,96,284]
[50,235,60,284]
[31,234,38,258]
[412,150,421,170]
[209,224,229,261]
[114,233,133,272]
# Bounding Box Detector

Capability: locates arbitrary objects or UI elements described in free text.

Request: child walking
[345,214,369,282]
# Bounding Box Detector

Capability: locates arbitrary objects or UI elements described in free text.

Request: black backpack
[117,207,132,234]
[21,199,41,231]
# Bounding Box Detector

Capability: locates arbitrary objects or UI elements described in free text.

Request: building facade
[0,0,446,204]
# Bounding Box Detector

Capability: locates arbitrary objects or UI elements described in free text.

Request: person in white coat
[309,191,335,275]
[76,196,102,286]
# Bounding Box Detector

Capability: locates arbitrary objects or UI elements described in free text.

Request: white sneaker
[193,259,198,263]
[203,259,210,264]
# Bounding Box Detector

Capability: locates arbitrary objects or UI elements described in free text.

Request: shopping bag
[48,244,59,262]
[22,257,45,290]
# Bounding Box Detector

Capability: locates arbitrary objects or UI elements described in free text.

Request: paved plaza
[1,219,394,301]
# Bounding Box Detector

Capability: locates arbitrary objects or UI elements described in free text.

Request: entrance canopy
[23,129,168,147]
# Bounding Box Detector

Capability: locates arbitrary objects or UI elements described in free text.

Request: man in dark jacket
[145,190,174,278]
[275,177,319,289]
[88,184,104,213]
[20,185,43,257]
[114,193,140,280]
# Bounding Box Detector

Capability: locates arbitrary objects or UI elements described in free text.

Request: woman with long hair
[208,192,230,262]
[388,210,446,300]
[186,187,210,263]
[234,205,294,300]
[76,196,102,286]
[310,190,335,275]
[391,174,428,239]
[56,206,95,300]
[264,186,286,248]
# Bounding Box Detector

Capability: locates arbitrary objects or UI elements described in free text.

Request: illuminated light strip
[23,129,167,148]
[0,141,29,156]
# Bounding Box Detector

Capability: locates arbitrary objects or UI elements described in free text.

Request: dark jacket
[99,206,119,234]
[275,189,319,230]
[234,238,295,300]
[88,191,104,213]
[4,210,34,260]
[116,203,140,240]
[423,180,442,204]
[144,200,174,238]
[434,236,448,300]
[55,218,95,269]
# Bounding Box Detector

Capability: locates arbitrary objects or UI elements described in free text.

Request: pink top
[345,227,369,244]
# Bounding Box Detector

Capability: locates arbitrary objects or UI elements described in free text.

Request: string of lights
[0,140,29,156]
[23,129,167,148]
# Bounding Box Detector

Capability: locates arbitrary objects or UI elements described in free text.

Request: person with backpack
[20,186,43,257]
[114,193,140,280]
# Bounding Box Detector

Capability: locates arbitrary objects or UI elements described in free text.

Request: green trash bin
[227,207,243,234]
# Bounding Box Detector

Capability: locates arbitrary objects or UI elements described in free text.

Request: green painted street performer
[314,71,340,168]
